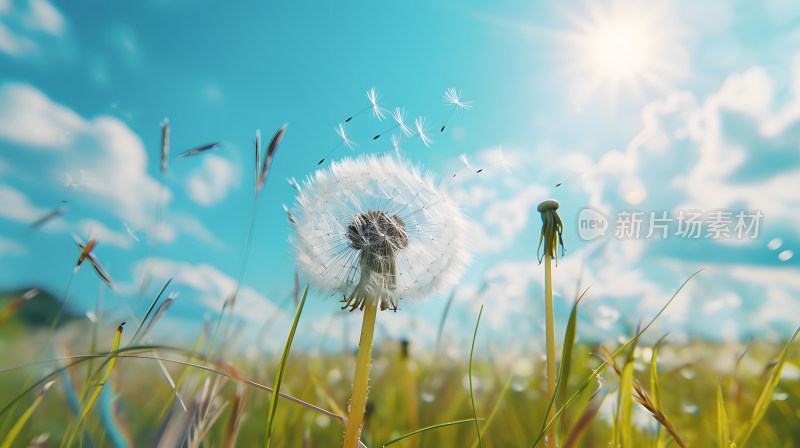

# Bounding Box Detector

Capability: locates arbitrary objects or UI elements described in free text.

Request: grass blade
[0,381,54,448]
[732,325,800,447]
[382,418,486,447]
[717,382,730,447]
[469,305,484,448]
[0,289,39,327]
[531,270,702,447]
[470,373,513,448]
[562,391,606,448]
[130,278,171,344]
[265,283,308,448]
[63,322,125,447]
[617,362,634,447]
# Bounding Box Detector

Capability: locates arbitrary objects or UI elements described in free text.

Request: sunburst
[556,0,688,109]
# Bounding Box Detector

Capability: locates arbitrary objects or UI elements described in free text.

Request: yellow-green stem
[344,297,379,448]
[544,255,557,448]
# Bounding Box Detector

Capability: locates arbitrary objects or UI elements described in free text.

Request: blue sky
[1,0,799,354]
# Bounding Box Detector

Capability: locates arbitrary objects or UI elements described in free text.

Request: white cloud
[186,155,238,206]
[0,22,35,55]
[77,219,134,249]
[132,257,282,324]
[0,183,47,222]
[0,82,170,232]
[0,236,26,256]
[22,0,65,36]
[170,213,227,250]
[482,184,549,250]
[0,0,66,56]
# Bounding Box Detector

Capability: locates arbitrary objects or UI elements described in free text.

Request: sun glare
[589,20,650,78]
[557,1,687,108]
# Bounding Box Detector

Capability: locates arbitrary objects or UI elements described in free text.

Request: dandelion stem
[537,199,563,448]
[544,253,557,448]
[343,296,379,448]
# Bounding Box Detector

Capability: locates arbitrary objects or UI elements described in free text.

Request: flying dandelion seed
[415,116,434,148]
[124,222,140,242]
[440,87,473,132]
[318,123,356,165]
[391,134,403,159]
[555,172,583,187]
[292,155,470,311]
[374,107,413,140]
[345,87,389,122]
[178,142,223,158]
[494,146,511,174]
[452,153,474,178]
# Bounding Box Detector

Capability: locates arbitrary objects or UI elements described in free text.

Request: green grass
[0,313,798,447]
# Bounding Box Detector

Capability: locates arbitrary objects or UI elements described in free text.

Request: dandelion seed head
[443,87,474,111]
[415,117,434,148]
[292,155,470,309]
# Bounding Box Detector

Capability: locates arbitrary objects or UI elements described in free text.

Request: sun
[556,0,688,109]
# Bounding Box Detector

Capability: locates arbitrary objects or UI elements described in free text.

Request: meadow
[0,271,798,447]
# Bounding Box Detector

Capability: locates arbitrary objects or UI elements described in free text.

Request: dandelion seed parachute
[292,155,469,310]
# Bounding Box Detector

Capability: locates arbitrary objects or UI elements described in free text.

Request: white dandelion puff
[441,87,473,132]
[292,155,470,311]
[414,116,434,148]
[318,123,357,165]
[345,87,390,122]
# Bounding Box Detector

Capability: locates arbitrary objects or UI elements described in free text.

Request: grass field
[1,285,798,447]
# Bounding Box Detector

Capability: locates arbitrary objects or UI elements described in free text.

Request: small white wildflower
[414,116,434,148]
[292,155,470,311]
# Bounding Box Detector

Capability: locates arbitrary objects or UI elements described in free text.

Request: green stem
[544,255,557,448]
[343,297,379,448]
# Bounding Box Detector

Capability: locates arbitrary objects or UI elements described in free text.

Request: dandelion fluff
[293,155,469,310]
